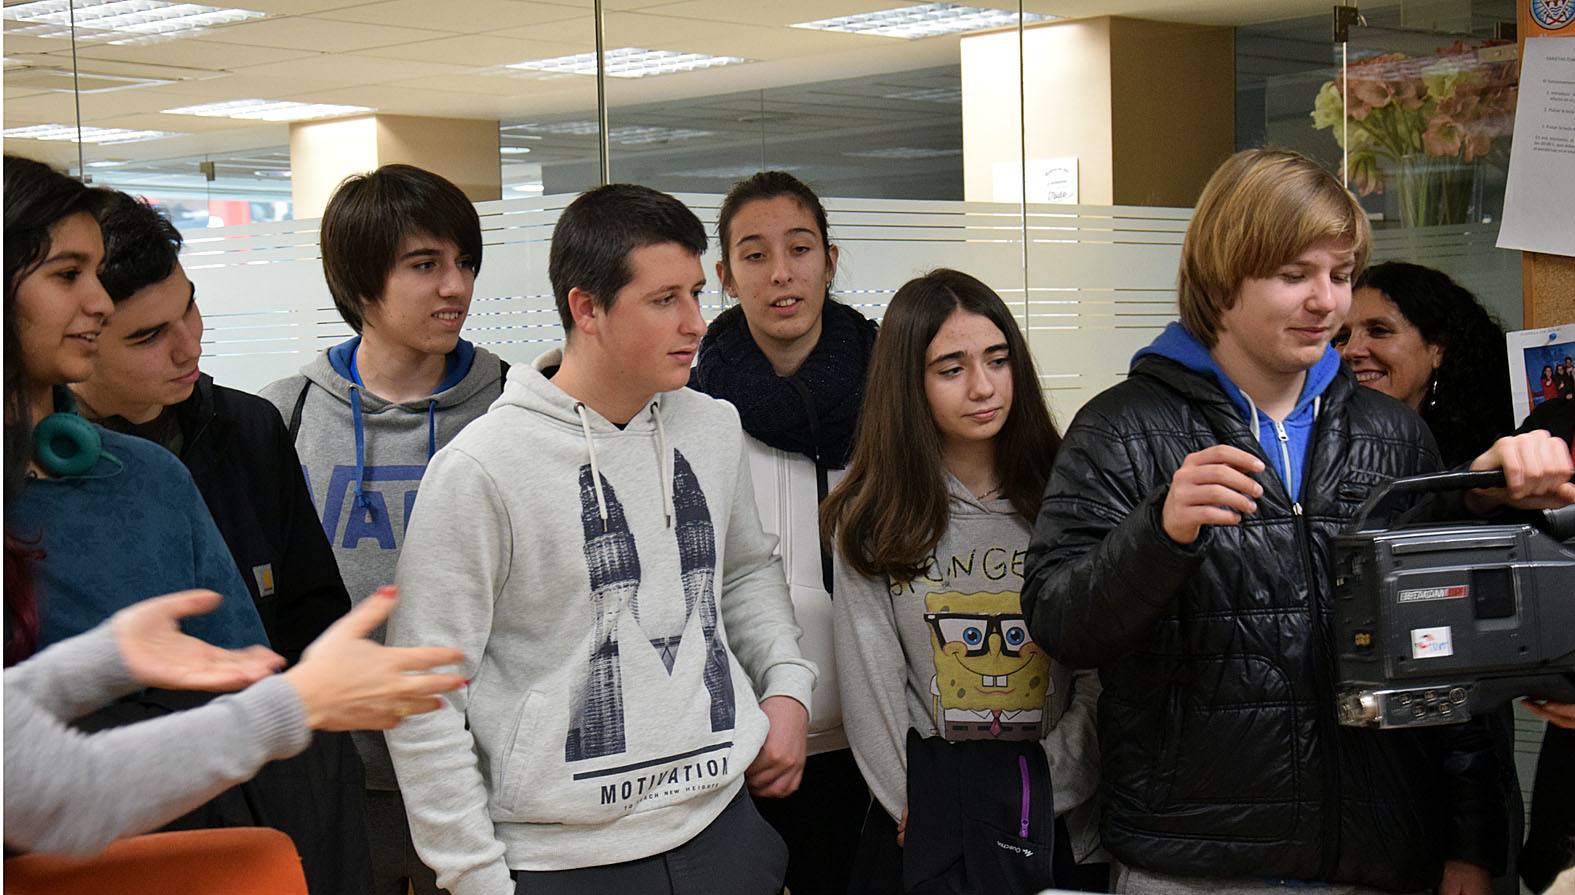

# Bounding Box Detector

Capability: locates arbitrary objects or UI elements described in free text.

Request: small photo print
[1410,626,1455,660]
[1507,324,1575,427]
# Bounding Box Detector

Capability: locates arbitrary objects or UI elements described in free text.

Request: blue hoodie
[1132,322,1342,504]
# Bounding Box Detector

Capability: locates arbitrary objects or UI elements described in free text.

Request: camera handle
[1350,470,1575,535]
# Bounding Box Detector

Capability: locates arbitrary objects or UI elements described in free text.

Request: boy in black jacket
[71,188,370,895]
[1021,149,1574,895]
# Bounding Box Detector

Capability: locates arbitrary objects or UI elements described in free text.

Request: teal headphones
[31,388,121,478]
[33,411,104,476]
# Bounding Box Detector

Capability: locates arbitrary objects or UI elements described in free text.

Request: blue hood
[324,336,479,509]
[1131,322,1341,503]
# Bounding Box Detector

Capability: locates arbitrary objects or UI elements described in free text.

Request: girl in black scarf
[691,171,876,895]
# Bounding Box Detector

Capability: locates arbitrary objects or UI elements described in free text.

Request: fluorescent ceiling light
[845,147,964,159]
[510,182,545,193]
[508,121,714,145]
[792,4,1053,39]
[4,123,182,144]
[2,0,264,44]
[162,99,372,121]
[500,146,532,155]
[506,48,749,79]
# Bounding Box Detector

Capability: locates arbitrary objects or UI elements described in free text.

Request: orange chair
[4,827,307,895]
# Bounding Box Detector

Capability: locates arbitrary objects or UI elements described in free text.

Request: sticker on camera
[1410,626,1454,659]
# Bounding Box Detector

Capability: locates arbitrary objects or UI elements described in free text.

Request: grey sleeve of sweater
[2,625,310,858]
[831,555,913,822]
[717,442,817,710]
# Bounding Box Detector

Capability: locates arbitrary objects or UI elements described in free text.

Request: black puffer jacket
[1021,355,1505,893]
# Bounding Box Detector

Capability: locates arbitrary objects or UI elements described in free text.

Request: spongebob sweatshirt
[382,353,817,895]
[833,472,1102,860]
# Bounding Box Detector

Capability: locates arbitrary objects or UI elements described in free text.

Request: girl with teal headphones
[4,156,267,663]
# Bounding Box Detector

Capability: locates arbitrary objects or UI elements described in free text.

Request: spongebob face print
[924,590,1051,741]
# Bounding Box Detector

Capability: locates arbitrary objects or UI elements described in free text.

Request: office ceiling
[4,0,1399,172]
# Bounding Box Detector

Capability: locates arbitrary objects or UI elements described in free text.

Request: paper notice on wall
[991,157,1078,204]
[1497,38,1575,256]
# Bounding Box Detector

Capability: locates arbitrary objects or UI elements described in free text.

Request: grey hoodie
[259,337,506,788]
[833,473,1103,860]
[383,351,816,895]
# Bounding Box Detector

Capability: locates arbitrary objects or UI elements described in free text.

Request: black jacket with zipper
[1021,355,1506,893]
[175,373,350,663]
[72,374,371,894]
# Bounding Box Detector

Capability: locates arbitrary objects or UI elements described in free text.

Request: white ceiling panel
[195,16,458,53]
[380,71,592,98]
[314,0,586,31]
[289,82,512,116]
[58,38,319,71]
[236,53,481,87]
[353,34,581,66]
[215,0,379,14]
[640,0,931,28]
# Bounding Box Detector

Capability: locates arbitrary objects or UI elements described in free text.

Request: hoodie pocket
[497,689,549,818]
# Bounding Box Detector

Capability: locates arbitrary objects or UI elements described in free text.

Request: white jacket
[744,436,847,755]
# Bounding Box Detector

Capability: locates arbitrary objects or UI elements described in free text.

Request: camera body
[1333,472,1575,730]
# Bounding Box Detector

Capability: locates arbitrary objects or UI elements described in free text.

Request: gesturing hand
[112,590,285,692]
[282,587,467,732]
[1161,445,1266,545]
[745,695,809,798]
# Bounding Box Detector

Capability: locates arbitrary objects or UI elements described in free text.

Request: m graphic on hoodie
[568,450,737,764]
[260,164,507,895]
[385,184,814,895]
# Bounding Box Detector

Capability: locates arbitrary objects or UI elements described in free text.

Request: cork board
[1527,254,1575,328]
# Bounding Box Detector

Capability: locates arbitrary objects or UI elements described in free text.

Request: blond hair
[1178,148,1371,347]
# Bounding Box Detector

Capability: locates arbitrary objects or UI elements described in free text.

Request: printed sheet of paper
[1497,38,1575,257]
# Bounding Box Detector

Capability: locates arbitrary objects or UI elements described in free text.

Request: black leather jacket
[1022,355,1506,892]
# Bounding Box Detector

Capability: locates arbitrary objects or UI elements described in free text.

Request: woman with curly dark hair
[1336,260,1525,895]
[1334,261,1513,466]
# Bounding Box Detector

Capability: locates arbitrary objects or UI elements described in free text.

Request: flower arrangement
[1311,40,1517,227]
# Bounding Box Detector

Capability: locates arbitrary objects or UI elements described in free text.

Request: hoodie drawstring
[650,402,673,529]
[349,385,369,510]
[574,402,610,533]
[426,400,438,460]
[572,401,677,533]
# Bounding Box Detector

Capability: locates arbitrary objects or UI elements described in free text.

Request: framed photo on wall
[1507,323,1575,428]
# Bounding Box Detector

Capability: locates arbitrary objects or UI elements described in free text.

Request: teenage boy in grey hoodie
[260,164,508,895]
[384,184,816,895]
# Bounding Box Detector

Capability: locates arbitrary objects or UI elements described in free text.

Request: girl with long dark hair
[3,155,266,661]
[823,268,1102,892]
[690,171,878,894]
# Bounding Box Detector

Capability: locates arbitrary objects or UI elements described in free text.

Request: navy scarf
[692,299,877,469]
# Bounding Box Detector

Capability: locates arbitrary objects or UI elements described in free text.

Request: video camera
[1334,469,1575,729]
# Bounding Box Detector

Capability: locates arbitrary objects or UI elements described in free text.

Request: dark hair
[319,164,483,333]
[95,189,183,303]
[4,156,101,499]
[716,171,832,286]
[4,155,100,665]
[548,184,707,333]
[1355,261,1512,466]
[821,268,1061,581]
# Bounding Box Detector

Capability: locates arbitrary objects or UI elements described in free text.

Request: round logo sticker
[1531,0,1574,30]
